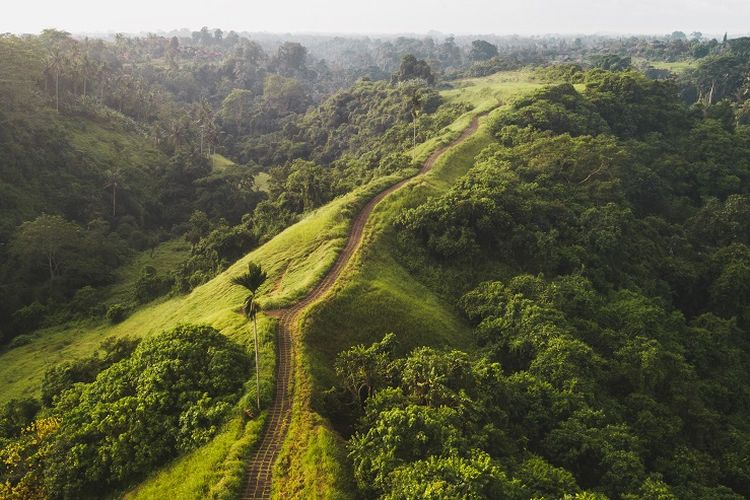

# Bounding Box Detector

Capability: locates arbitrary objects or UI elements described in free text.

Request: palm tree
[167,119,186,153]
[47,48,65,112]
[80,48,96,100]
[410,91,423,154]
[104,168,122,217]
[231,262,268,410]
[194,99,215,157]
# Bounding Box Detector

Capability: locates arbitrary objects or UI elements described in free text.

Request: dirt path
[240,115,484,499]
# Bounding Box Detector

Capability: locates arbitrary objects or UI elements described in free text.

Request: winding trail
[240,114,484,499]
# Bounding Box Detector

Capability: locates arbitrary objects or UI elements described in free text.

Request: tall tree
[469,39,499,62]
[10,215,83,281]
[46,48,65,112]
[231,262,268,410]
[392,54,435,85]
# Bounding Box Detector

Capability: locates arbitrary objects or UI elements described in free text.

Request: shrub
[8,334,35,349]
[105,303,129,324]
[11,301,47,334]
[134,265,172,303]
[41,337,139,406]
[39,324,250,497]
[70,286,100,317]
[0,398,41,439]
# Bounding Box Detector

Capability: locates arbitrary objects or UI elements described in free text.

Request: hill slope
[270,71,545,499]
[0,71,545,499]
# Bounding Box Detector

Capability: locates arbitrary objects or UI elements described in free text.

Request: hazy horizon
[2,0,749,38]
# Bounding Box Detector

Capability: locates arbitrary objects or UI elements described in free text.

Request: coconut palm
[46,48,65,112]
[231,262,268,410]
[194,99,215,157]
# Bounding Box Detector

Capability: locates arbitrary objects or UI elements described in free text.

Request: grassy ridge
[303,116,494,393]
[0,71,545,498]
[633,57,698,74]
[0,172,409,499]
[272,120,488,499]
[271,71,545,499]
[0,173,405,405]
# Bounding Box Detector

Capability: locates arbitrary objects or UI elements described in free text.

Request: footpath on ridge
[241,113,485,499]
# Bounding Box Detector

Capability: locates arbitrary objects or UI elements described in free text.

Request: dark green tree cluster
[236,79,451,168]
[173,211,258,292]
[339,334,609,499]
[680,37,750,107]
[469,40,499,62]
[391,55,435,85]
[0,324,250,498]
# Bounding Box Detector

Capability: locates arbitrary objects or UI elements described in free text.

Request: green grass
[254,171,272,193]
[66,117,166,175]
[210,153,236,171]
[633,57,698,74]
[443,69,545,111]
[210,153,272,194]
[106,239,191,305]
[124,414,266,500]
[0,111,168,239]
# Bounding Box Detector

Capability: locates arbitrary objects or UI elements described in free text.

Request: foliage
[469,40,499,62]
[334,332,397,406]
[391,55,435,85]
[0,399,40,442]
[590,54,632,71]
[0,324,250,498]
[174,219,257,292]
[338,337,600,499]
[134,265,173,303]
[41,336,139,406]
[387,69,750,498]
[105,302,130,324]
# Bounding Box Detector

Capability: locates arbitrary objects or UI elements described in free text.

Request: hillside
[0,72,527,498]
[267,71,547,498]
[0,112,169,240]
[0,70,548,499]
[318,70,750,499]
[3,26,750,500]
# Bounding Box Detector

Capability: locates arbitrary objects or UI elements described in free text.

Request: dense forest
[2,24,750,499]
[333,68,750,499]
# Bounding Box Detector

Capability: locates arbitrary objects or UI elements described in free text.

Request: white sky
[2,0,748,36]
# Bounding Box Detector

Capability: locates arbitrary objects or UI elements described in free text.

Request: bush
[105,303,130,324]
[70,286,100,317]
[39,324,250,497]
[41,337,139,406]
[134,266,172,303]
[0,398,41,439]
[11,301,47,334]
[8,334,35,349]
[173,222,256,293]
